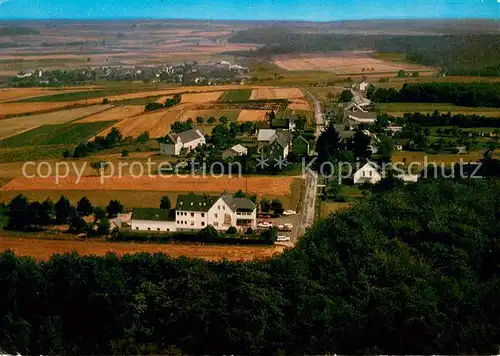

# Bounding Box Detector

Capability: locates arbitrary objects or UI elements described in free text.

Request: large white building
[131,193,257,233]
[353,162,382,185]
[159,129,206,156]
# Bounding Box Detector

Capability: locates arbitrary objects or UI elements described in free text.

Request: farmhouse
[131,208,176,232]
[258,129,292,159]
[270,116,299,131]
[222,144,248,160]
[353,162,382,185]
[175,194,257,232]
[159,129,206,156]
[345,111,377,129]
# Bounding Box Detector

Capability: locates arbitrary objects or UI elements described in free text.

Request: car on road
[277,235,291,242]
[278,223,293,231]
[283,210,297,216]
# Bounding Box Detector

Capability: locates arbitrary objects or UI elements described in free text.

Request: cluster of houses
[131,193,257,233]
[13,60,249,86]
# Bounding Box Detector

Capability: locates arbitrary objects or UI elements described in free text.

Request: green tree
[6,194,29,230]
[54,196,72,224]
[207,116,216,124]
[339,90,353,102]
[160,196,171,210]
[69,212,87,234]
[96,217,110,235]
[76,197,94,217]
[136,131,150,144]
[316,124,342,164]
[106,200,124,218]
[271,199,284,215]
[234,190,246,198]
[93,206,106,221]
[121,150,129,158]
[378,135,394,163]
[226,226,237,234]
[349,130,372,160]
[105,127,122,148]
[260,198,271,213]
[196,116,204,125]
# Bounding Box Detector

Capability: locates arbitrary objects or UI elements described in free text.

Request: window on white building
[202,222,205,226]
[191,213,194,217]
[218,205,220,210]
[214,222,219,226]
[369,171,373,177]
[191,221,195,226]
[214,213,218,218]
[201,213,205,217]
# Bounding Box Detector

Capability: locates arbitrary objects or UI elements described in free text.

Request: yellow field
[319,202,352,218]
[0,87,100,103]
[0,105,113,140]
[250,87,304,100]
[75,106,144,123]
[96,103,193,138]
[237,110,269,122]
[180,91,224,103]
[0,102,76,116]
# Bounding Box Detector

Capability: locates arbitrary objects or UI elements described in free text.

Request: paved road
[294,90,324,241]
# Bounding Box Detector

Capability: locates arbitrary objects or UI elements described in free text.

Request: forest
[228,29,500,76]
[1,178,500,355]
[368,82,500,107]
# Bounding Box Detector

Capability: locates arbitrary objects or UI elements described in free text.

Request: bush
[226,226,238,234]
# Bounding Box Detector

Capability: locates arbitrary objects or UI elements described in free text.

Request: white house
[353,162,382,184]
[159,129,205,156]
[131,208,176,232]
[346,111,377,129]
[175,194,256,232]
[222,144,248,160]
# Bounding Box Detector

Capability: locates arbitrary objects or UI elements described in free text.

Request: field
[0,104,112,140]
[392,150,500,169]
[1,175,298,197]
[181,91,224,103]
[75,106,144,123]
[0,87,100,103]
[0,121,116,148]
[274,51,434,75]
[0,102,78,116]
[0,145,72,163]
[237,110,269,122]
[219,89,253,102]
[288,98,312,111]
[250,87,304,100]
[376,102,500,117]
[0,236,284,262]
[96,103,193,138]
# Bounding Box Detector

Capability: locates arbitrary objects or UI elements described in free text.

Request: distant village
[10,60,250,87]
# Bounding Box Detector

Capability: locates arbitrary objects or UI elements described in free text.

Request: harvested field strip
[75,106,144,123]
[250,87,305,100]
[0,105,112,140]
[181,91,223,103]
[219,89,253,102]
[0,102,78,116]
[0,121,117,148]
[0,236,285,262]
[0,87,100,103]
[1,176,298,197]
[288,98,312,111]
[0,188,297,212]
[96,103,194,138]
[0,145,72,163]
[237,110,269,122]
[194,100,287,111]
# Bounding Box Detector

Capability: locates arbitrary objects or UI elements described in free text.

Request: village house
[257,129,292,159]
[353,162,382,185]
[159,129,206,156]
[222,144,248,160]
[131,193,257,233]
[345,111,378,129]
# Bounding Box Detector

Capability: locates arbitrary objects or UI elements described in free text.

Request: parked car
[283,210,297,216]
[257,221,273,229]
[277,235,291,242]
[283,223,293,230]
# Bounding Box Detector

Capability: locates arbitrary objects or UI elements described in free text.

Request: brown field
[0,102,77,116]
[288,98,312,111]
[250,87,305,100]
[275,51,434,74]
[392,150,500,170]
[0,105,113,140]
[0,87,100,103]
[180,91,224,103]
[0,236,285,262]
[237,110,269,122]
[155,95,173,104]
[1,175,298,197]
[75,106,144,123]
[95,103,193,138]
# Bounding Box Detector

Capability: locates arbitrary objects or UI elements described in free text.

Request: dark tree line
[4,195,123,234]
[1,179,499,355]
[394,110,500,128]
[368,82,500,108]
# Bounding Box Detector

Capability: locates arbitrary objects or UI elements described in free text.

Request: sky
[0,0,499,20]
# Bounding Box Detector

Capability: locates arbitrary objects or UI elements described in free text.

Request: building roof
[356,161,380,173]
[132,208,175,221]
[257,129,276,142]
[176,194,218,212]
[270,130,292,149]
[178,129,205,144]
[229,144,248,154]
[221,195,256,212]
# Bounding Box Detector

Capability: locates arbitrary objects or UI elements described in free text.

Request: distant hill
[0,26,40,36]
